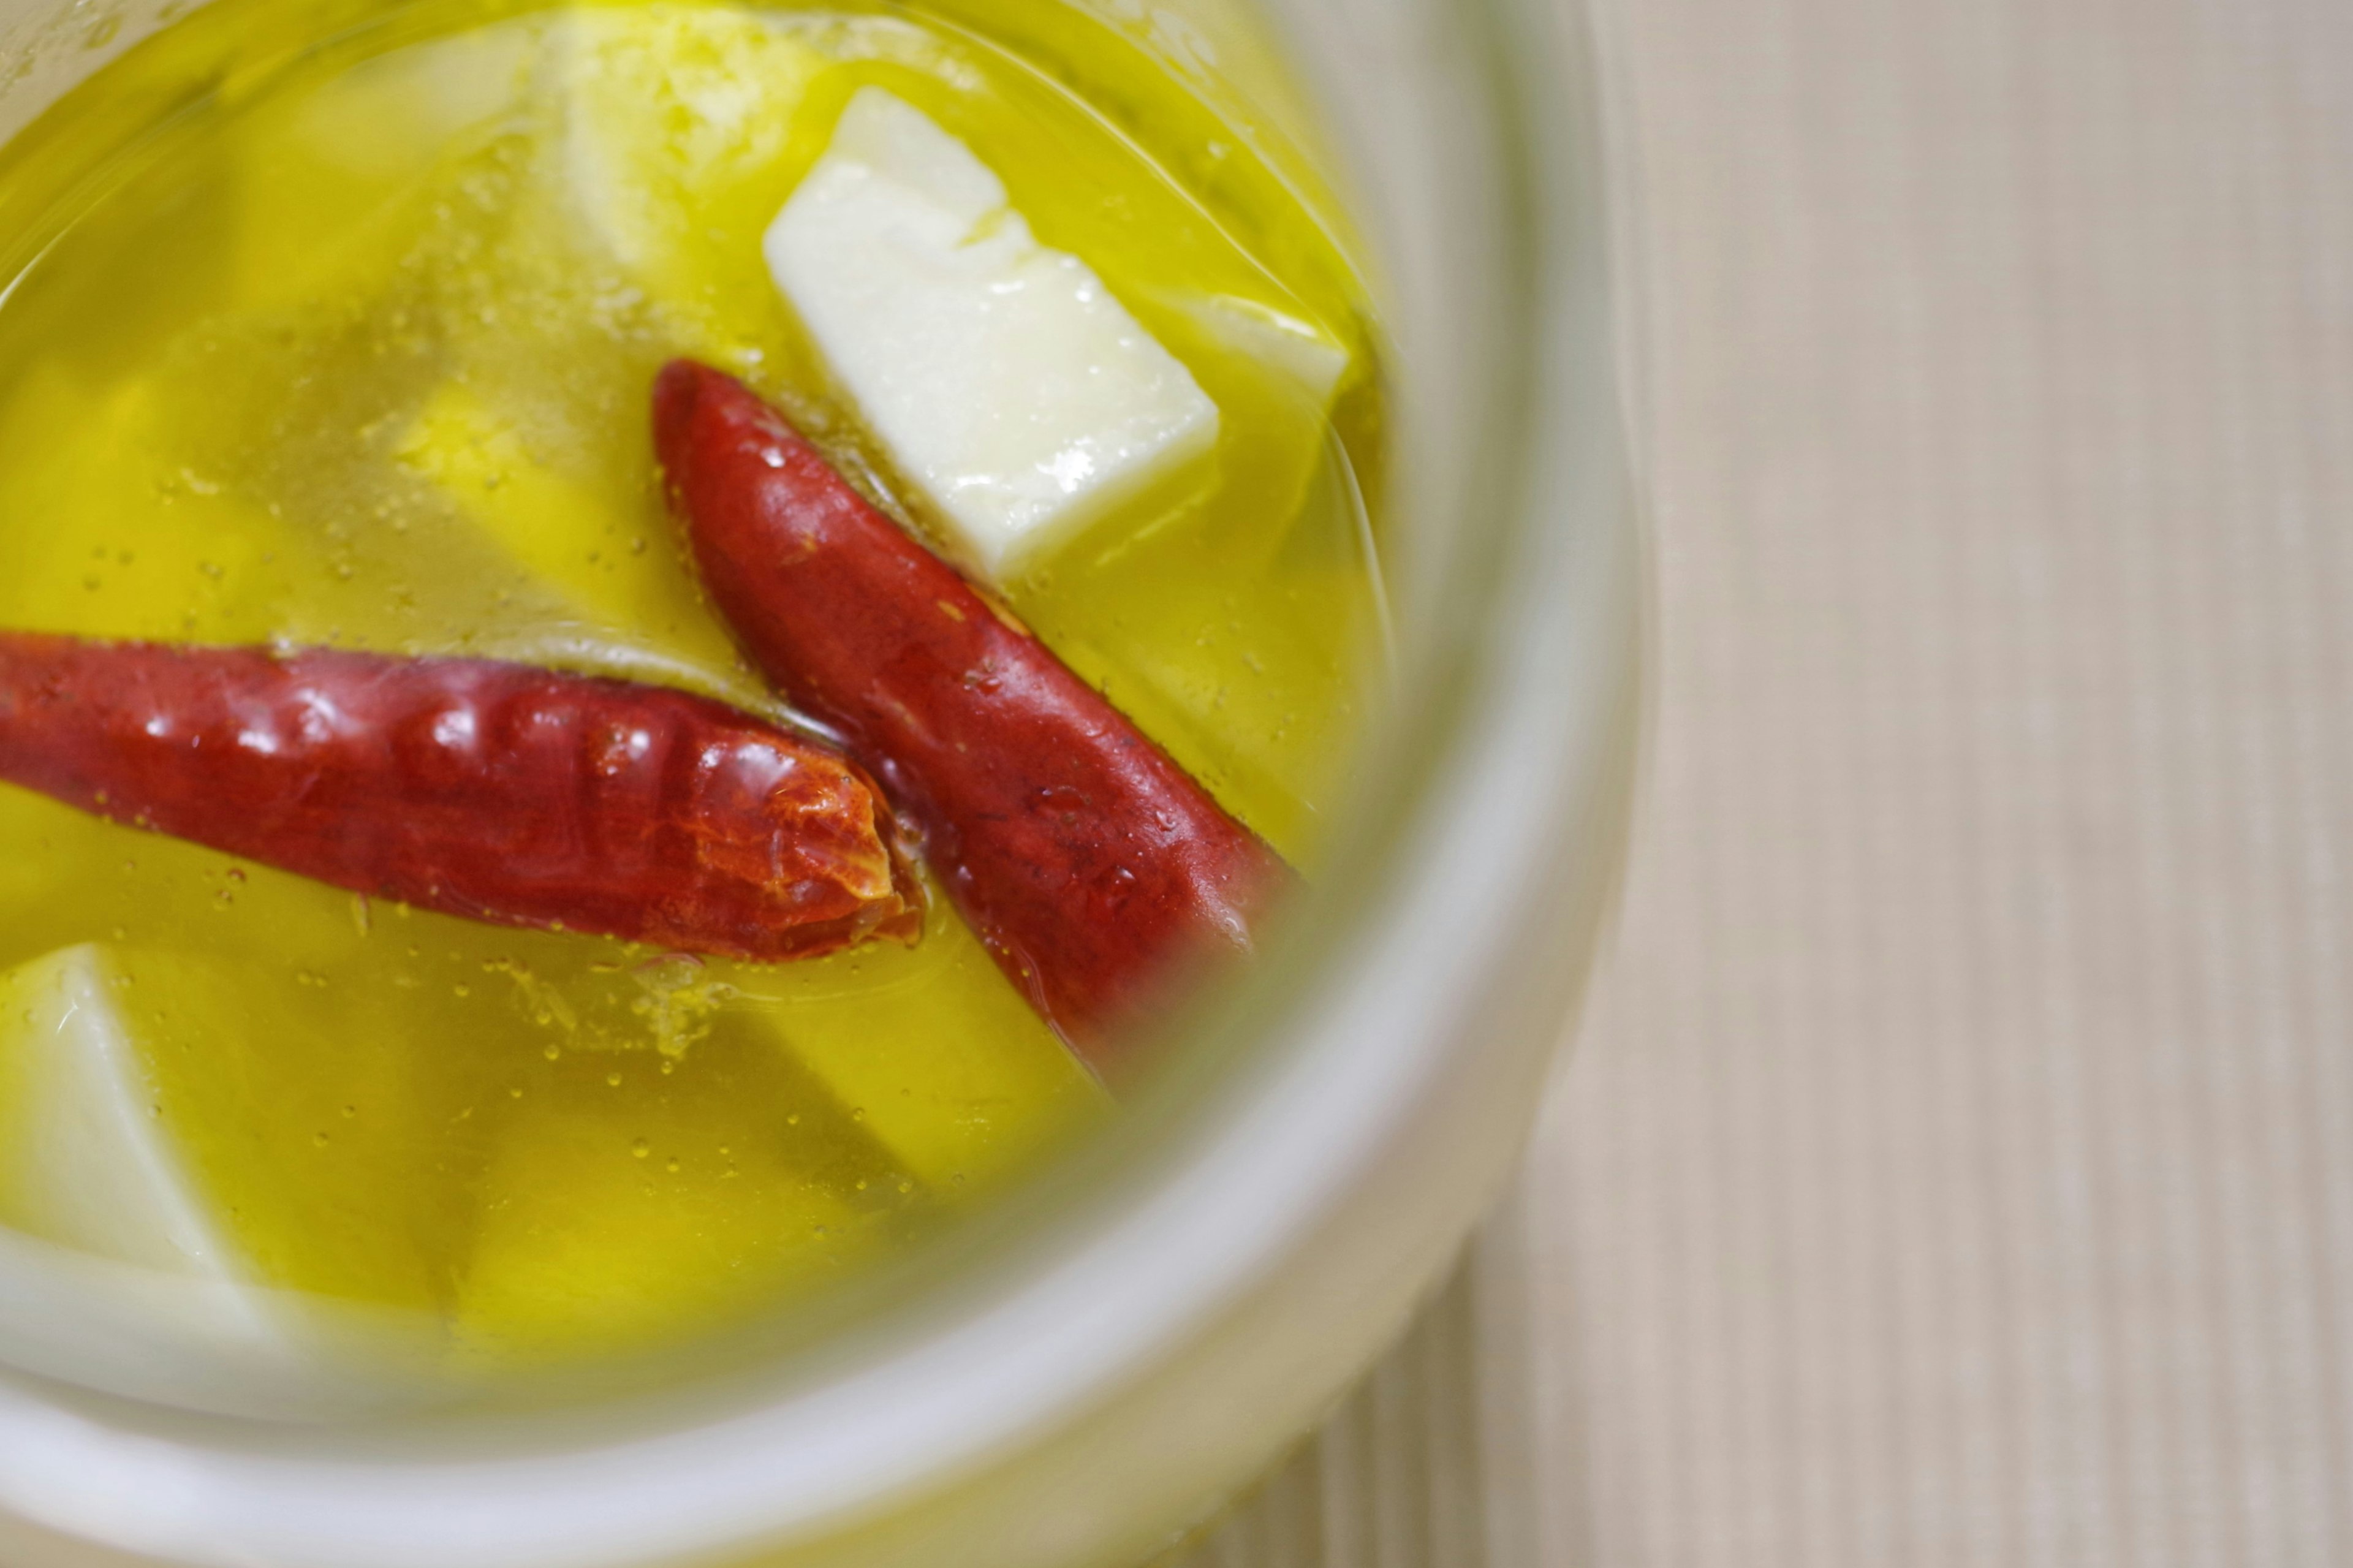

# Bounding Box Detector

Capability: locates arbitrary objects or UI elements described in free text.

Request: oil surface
[0,0,1382,1366]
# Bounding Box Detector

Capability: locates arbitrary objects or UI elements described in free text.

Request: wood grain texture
[1522,0,2353,1562]
[1188,0,2353,1561]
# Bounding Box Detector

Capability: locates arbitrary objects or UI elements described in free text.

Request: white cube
[765,89,1220,578]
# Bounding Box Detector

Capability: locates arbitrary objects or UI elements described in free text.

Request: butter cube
[766,89,1219,577]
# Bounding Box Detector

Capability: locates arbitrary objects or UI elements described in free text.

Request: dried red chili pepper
[653,360,1289,1068]
[0,634,912,959]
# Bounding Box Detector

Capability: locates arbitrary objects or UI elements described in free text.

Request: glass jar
[0,0,1637,1559]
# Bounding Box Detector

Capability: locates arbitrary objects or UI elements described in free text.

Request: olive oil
[0,0,1381,1366]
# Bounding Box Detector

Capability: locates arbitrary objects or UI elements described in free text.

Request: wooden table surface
[1187,0,2353,1561]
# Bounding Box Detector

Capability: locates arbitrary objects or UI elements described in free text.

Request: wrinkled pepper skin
[0,634,911,959]
[653,360,1288,1067]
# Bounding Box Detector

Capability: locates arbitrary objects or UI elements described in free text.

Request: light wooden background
[1186,0,2353,1561]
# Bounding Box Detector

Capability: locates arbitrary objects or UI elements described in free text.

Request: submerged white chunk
[556,7,825,284]
[0,945,445,1416]
[766,88,1219,577]
[1185,296,1353,415]
[0,944,245,1282]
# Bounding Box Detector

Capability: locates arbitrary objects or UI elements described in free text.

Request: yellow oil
[0,0,1382,1367]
